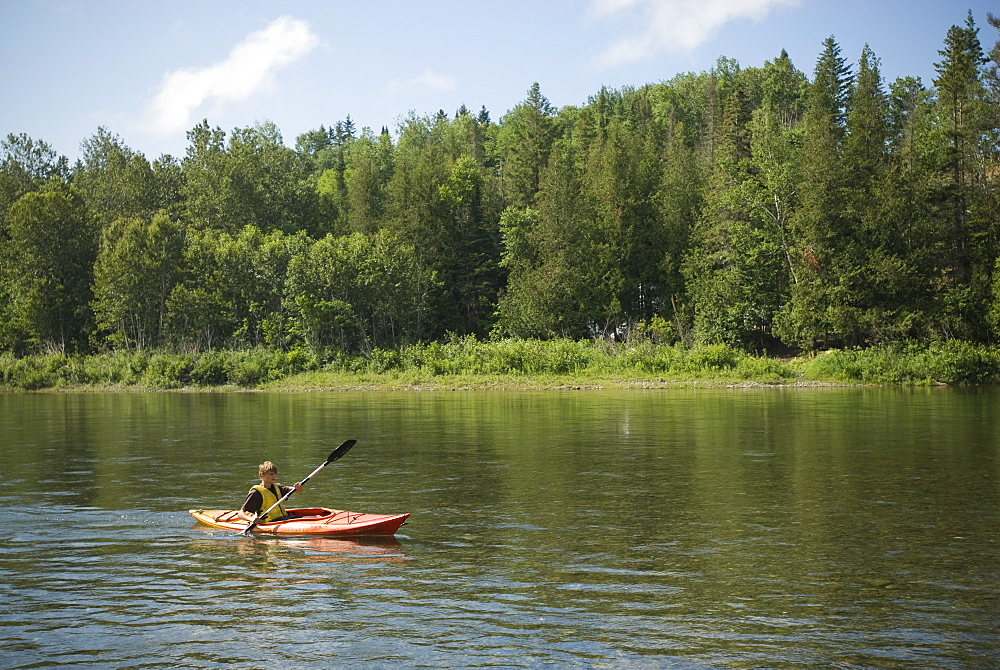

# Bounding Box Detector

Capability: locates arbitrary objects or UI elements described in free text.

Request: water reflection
[193,530,408,565]
[1,388,998,668]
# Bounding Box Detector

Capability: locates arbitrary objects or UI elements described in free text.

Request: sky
[1,1,995,163]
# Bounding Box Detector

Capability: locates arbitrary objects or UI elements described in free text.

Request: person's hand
[293,481,303,493]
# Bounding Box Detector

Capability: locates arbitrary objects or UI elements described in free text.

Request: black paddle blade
[327,439,356,463]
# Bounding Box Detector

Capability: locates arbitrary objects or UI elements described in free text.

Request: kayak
[190,507,409,536]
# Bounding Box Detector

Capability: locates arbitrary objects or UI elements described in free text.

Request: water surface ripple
[1,388,998,668]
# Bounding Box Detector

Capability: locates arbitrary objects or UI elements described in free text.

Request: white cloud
[387,69,457,94]
[146,15,319,135]
[591,0,800,68]
[589,0,645,14]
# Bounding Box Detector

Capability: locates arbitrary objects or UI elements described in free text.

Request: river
[1,388,998,668]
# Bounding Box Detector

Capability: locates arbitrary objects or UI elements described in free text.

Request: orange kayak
[190,507,409,536]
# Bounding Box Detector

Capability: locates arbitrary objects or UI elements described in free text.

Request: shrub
[683,344,740,373]
[224,352,267,386]
[799,341,1000,384]
[143,354,194,389]
[191,351,227,385]
[611,341,686,373]
[539,339,596,374]
[735,355,796,380]
[918,340,1000,384]
[282,347,319,375]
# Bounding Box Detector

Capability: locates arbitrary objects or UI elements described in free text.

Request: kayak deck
[190,507,409,536]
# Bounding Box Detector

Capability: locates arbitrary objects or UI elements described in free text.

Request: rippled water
[1,389,998,668]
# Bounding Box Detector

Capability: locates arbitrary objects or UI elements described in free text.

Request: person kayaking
[237,461,303,524]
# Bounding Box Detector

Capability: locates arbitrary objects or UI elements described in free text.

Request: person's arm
[237,489,262,523]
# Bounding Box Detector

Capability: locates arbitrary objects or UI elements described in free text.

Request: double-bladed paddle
[240,439,356,536]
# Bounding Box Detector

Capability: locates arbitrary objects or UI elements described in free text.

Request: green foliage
[285,230,435,350]
[0,352,58,390]
[74,128,171,228]
[384,337,596,376]
[2,15,1000,367]
[143,353,194,389]
[346,338,775,379]
[0,133,68,236]
[990,257,1000,335]
[734,355,797,380]
[0,348,322,390]
[799,341,1000,384]
[4,179,95,352]
[4,339,999,390]
[92,211,186,349]
[182,121,317,236]
[162,225,309,350]
[495,83,556,208]
[606,340,686,373]
[683,343,740,372]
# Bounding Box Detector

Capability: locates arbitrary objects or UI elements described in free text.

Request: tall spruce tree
[775,37,856,348]
[934,13,984,284]
[496,83,557,208]
[931,12,998,340]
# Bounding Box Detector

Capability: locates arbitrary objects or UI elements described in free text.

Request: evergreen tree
[759,49,807,130]
[496,83,557,208]
[811,37,854,137]
[438,155,502,333]
[343,128,395,234]
[933,12,988,289]
[496,137,592,338]
[775,37,854,348]
[686,84,783,347]
[931,11,998,340]
[7,13,1000,358]
[844,46,889,191]
[839,45,906,343]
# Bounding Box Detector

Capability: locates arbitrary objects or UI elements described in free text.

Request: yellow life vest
[252,484,288,522]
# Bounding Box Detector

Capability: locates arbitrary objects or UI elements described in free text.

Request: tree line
[3,11,1000,357]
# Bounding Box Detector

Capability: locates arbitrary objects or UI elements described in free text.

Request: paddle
[240,439,356,536]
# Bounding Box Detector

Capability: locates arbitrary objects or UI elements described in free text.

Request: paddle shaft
[241,439,356,535]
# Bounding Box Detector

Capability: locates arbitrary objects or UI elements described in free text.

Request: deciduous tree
[5,180,95,352]
[92,211,186,349]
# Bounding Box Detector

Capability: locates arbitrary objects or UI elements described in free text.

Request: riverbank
[3,339,999,391]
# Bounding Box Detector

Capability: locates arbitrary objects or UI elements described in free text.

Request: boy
[237,461,303,523]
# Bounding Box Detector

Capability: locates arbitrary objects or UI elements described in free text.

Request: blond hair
[258,461,277,479]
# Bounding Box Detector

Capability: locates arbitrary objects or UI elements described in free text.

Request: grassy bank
[2,339,999,391]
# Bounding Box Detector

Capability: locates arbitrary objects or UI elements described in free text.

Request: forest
[2,11,1000,365]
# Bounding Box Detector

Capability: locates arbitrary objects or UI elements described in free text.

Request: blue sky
[1,1,994,162]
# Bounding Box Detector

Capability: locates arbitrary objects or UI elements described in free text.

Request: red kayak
[190,507,409,536]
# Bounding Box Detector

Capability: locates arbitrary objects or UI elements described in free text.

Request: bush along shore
[2,338,999,391]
